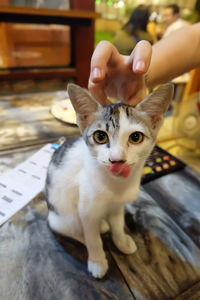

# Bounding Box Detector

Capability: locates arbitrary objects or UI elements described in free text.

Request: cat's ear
[136,83,174,130]
[67,83,99,131]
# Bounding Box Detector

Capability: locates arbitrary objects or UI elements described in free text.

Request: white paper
[0,144,55,226]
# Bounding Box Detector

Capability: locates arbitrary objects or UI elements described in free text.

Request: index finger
[88,41,119,105]
[89,40,120,84]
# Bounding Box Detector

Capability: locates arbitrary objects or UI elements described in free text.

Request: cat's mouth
[108,163,131,178]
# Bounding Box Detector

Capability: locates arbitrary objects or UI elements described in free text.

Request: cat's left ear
[136,83,174,130]
[67,83,99,132]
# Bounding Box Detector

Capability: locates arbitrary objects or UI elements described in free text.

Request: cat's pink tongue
[108,163,131,178]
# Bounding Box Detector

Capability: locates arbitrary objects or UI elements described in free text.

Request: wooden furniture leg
[71,20,94,87]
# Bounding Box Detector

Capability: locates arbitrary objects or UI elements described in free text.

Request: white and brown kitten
[45,83,173,278]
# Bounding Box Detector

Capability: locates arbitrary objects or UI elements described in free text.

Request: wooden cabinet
[0,3,99,87]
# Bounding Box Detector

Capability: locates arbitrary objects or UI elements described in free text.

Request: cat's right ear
[136,83,174,131]
[67,83,99,132]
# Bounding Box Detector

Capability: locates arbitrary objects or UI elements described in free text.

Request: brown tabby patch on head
[101,103,136,133]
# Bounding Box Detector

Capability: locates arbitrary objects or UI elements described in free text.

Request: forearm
[147,23,200,88]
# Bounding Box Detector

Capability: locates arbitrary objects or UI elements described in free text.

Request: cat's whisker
[100,161,110,166]
[139,153,151,161]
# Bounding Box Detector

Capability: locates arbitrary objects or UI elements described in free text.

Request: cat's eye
[93,130,109,144]
[129,132,144,144]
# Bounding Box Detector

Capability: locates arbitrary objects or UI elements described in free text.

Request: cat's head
[67,83,173,178]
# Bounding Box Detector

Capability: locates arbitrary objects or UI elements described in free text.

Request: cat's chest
[111,185,139,203]
[92,178,139,205]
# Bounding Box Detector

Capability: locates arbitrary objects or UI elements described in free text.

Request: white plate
[51,99,77,125]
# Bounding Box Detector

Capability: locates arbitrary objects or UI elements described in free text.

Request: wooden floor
[0,91,200,300]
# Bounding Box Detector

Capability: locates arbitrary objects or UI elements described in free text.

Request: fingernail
[134,61,145,72]
[92,67,102,79]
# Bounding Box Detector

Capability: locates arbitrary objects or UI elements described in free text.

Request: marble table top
[1,91,200,300]
[1,146,200,300]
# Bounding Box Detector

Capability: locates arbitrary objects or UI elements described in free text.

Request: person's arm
[89,23,200,105]
[147,23,200,87]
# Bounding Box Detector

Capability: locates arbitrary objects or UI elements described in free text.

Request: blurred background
[0,0,199,172]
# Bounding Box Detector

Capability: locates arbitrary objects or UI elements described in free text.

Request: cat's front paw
[88,258,108,279]
[114,234,137,255]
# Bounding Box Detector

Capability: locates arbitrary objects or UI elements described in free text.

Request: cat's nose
[109,159,126,164]
[109,147,126,164]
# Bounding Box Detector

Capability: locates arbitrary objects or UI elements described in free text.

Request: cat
[45,83,173,278]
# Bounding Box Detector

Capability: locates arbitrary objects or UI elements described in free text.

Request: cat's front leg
[109,205,137,255]
[80,211,108,279]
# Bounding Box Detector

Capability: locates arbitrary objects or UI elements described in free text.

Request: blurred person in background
[147,7,163,43]
[112,5,152,55]
[162,4,189,38]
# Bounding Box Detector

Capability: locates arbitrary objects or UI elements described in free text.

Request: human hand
[88,40,152,106]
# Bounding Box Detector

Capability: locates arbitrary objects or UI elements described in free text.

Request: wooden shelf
[0,6,99,24]
[0,5,99,18]
[0,67,77,80]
